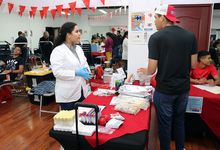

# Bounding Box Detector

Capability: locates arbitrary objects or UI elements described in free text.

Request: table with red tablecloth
[49,91,150,150]
[91,52,105,57]
[189,85,220,139]
[89,78,109,91]
[91,52,106,65]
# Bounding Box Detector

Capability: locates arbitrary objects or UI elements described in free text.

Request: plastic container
[138,73,153,86]
[103,74,112,84]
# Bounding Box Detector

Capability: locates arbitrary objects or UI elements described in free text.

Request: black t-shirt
[15,36,27,49]
[149,25,197,95]
[39,37,53,48]
[5,56,24,81]
[117,35,123,45]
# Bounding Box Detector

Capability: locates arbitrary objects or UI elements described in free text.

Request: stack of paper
[119,85,153,98]
[193,84,220,94]
[72,121,96,136]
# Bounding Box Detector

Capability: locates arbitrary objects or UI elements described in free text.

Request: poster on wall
[186,96,203,114]
[130,11,155,44]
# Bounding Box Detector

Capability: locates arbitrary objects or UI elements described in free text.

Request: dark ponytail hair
[122,31,128,41]
[54,22,77,47]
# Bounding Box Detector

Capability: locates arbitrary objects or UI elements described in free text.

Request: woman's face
[68,25,81,44]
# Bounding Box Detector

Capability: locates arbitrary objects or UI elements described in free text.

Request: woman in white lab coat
[122,31,128,72]
[50,22,91,110]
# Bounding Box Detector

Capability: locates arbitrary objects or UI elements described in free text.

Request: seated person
[190,51,220,85]
[2,46,24,81]
[209,40,220,67]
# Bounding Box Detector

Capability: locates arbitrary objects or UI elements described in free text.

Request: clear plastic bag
[117,95,150,110]
[98,126,115,134]
[105,118,124,129]
[115,102,141,115]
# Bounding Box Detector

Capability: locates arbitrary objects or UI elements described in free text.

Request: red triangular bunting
[100,0,105,5]
[91,7,96,12]
[56,5,63,16]
[31,7,37,18]
[40,10,44,19]
[0,0,3,6]
[29,11,33,18]
[63,8,69,18]
[19,5,25,16]
[83,0,90,9]
[77,8,82,16]
[69,2,76,15]
[43,6,49,18]
[19,5,25,13]
[50,9,56,19]
[8,3,14,14]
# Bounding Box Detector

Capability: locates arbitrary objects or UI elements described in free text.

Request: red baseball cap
[155,4,180,23]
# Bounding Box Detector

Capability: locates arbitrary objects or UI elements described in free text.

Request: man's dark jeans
[154,90,188,150]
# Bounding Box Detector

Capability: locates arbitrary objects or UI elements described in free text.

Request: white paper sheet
[193,84,220,94]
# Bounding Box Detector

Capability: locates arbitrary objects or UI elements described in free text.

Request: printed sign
[186,96,203,114]
[130,11,155,44]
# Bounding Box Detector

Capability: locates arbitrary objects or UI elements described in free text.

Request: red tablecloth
[83,93,150,148]
[189,85,220,139]
[91,52,105,57]
[89,79,109,91]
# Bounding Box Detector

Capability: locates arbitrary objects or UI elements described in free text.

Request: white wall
[128,0,160,74]
[127,0,219,74]
[89,26,111,37]
[0,13,50,50]
[89,15,128,26]
[0,9,128,51]
[212,16,220,29]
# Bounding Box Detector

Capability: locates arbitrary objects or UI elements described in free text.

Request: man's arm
[191,54,197,69]
[11,64,24,74]
[190,77,207,84]
[147,59,157,75]
[213,75,220,85]
[137,58,157,75]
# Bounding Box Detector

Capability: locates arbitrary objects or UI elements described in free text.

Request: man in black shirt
[15,31,28,63]
[2,46,24,81]
[39,31,53,64]
[15,31,27,49]
[138,4,197,150]
[39,31,52,42]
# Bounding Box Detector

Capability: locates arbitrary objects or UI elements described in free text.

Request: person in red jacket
[190,51,220,85]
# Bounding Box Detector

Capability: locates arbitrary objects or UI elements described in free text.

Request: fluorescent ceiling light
[98,9,107,14]
[61,11,70,16]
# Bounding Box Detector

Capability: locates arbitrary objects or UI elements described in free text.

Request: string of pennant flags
[88,6,127,21]
[0,0,106,19]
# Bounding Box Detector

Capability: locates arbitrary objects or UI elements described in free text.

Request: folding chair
[39,92,57,117]
[27,81,57,116]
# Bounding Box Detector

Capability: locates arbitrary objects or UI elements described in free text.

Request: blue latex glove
[75,67,92,80]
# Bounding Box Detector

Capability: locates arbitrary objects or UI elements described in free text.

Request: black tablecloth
[49,129,147,150]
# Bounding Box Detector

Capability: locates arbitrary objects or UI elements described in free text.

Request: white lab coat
[50,43,90,103]
[122,38,128,60]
